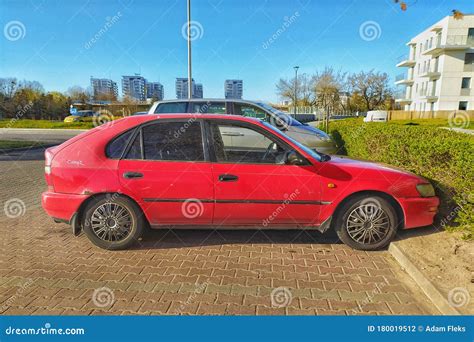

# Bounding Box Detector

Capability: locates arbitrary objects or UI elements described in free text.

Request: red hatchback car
[42,114,439,251]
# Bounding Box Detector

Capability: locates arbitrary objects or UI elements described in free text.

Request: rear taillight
[44,147,56,191]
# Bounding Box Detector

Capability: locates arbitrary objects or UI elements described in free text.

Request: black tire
[82,195,144,250]
[334,195,398,251]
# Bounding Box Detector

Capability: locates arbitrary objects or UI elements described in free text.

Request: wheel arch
[329,190,405,231]
[75,192,150,229]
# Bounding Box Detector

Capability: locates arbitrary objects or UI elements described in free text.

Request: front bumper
[398,196,439,229]
[42,191,89,222]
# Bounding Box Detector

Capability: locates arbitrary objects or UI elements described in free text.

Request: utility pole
[294,66,299,115]
[187,0,192,99]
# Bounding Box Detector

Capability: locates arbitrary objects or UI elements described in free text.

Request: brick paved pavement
[0,155,437,315]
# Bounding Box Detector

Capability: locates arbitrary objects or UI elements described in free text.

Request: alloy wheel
[90,202,133,242]
[345,203,391,245]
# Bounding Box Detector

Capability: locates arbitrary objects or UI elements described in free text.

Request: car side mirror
[285,150,305,165]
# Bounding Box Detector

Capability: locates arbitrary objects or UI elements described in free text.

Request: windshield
[260,121,322,162]
[255,102,302,126]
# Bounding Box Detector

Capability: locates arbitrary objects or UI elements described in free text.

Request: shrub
[327,119,474,239]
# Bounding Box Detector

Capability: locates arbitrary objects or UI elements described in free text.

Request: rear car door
[206,119,323,226]
[118,119,214,225]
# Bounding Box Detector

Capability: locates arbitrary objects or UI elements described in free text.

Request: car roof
[152,98,265,106]
[116,113,263,126]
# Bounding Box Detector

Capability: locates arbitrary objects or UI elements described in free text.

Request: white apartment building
[225,79,243,99]
[395,14,474,112]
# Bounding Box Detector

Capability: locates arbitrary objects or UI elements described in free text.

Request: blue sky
[1,0,473,101]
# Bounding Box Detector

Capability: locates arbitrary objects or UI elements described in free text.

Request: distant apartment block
[146,82,164,101]
[90,77,118,100]
[395,14,474,111]
[194,83,203,98]
[122,75,146,101]
[176,78,203,99]
[225,79,243,99]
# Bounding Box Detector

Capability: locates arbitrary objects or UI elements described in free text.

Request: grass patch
[0,119,94,129]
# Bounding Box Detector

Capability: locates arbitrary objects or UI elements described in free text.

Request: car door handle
[123,171,143,179]
[221,132,245,136]
[218,174,238,182]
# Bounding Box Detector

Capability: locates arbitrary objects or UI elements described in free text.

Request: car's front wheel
[334,195,398,251]
[82,195,144,250]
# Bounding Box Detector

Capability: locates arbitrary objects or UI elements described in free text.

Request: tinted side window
[155,102,188,113]
[125,131,142,159]
[192,102,226,114]
[106,129,134,159]
[234,104,267,120]
[142,121,204,161]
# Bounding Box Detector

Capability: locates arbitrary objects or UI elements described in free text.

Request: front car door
[206,119,323,227]
[118,119,214,226]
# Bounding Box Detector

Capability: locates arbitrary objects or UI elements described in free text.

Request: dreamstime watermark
[269,113,291,130]
[447,287,470,308]
[1,102,33,130]
[181,198,204,219]
[174,281,208,314]
[4,198,26,218]
[4,20,26,41]
[262,11,300,50]
[172,115,199,139]
[92,109,115,128]
[448,111,470,129]
[5,323,85,336]
[359,20,381,41]
[0,278,34,312]
[262,189,300,227]
[181,20,204,41]
[92,287,115,308]
[84,12,123,50]
[437,191,471,229]
[271,287,292,308]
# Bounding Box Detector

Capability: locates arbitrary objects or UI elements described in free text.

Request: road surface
[0,128,86,144]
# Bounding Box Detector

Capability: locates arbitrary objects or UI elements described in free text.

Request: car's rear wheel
[82,195,144,250]
[334,195,398,251]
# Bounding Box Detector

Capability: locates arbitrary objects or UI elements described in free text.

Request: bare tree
[66,86,91,103]
[276,73,314,105]
[348,70,392,111]
[312,67,347,113]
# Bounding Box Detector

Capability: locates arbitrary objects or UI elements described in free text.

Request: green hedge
[326,119,474,239]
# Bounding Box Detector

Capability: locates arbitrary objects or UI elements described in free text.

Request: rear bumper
[42,191,88,222]
[398,196,439,229]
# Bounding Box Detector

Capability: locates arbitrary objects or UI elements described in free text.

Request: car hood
[326,155,421,179]
[288,124,332,140]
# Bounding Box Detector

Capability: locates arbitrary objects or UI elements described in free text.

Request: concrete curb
[388,242,460,315]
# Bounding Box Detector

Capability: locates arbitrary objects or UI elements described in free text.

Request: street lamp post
[293,66,299,115]
[187,0,192,99]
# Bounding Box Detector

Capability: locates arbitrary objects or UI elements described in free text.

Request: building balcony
[418,69,441,79]
[420,94,438,102]
[423,35,474,56]
[394,73,414,85]
[395,97,412,104]
[396,54,416,67]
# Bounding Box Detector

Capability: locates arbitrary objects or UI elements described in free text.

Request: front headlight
[416,183,435,197]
